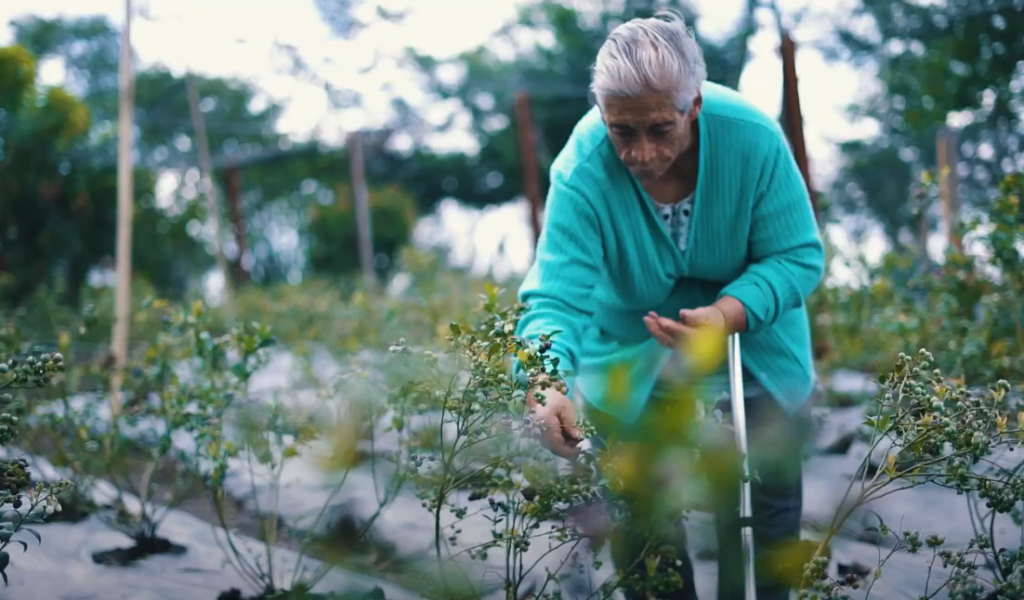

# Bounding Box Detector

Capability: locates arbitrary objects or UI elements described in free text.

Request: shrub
[799,349,1024,598]
[812,173,1024,387]
[0,329,72,583]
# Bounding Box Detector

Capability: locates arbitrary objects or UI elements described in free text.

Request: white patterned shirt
[651,194,696,251]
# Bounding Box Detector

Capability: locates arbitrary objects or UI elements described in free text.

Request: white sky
[3,0,891,285]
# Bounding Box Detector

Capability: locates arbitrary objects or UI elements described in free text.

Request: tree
[377,0,760,210]
[307,182,418,278]
[8,17,326,289]
[0,44,208,306]
[826,0,1024,249]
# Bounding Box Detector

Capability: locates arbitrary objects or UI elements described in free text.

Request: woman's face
[601,91,701,181]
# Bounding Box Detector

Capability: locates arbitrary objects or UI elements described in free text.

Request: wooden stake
[110,0,135,418]
[514,92,543,248]
[224,165,250,285]
[779,32,817,218]
[936,127,962,252]
[186,73,234,315]
[347,132,376,288]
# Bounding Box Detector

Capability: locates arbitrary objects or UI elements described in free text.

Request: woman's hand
[643,299,746,349]
[644,308,722,348]
[527,380,582,460]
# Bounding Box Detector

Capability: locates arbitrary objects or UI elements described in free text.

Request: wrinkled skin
[601,91,702,202]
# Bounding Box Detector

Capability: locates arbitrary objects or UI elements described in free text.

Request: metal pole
[728,333,757,600]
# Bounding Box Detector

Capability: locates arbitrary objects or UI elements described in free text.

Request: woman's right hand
[527,383,582,460]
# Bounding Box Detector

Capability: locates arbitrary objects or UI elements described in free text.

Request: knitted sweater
[514,81,825,424]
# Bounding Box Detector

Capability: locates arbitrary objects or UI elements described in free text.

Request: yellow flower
[997,414,1008,434]
[605,363,631,408]
[318,407,367,471]
[601,444,641,492]
[683,325,726,377]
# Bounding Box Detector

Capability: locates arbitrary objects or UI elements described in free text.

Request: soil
[18,419,295,552]
[91,534,187,565]
[17,397,409,595]
[215,584,386,600]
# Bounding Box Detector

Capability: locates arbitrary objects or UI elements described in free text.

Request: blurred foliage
[386,0,759,209]
[307,183,418,279]
[799,350,1024,597]
[811,173,1024,387]
[0,44,208,307]
[827,0,1024,249]
[6,15,422,291]
[10,16,285,171]
[230,247,515,356]
[0,322,71,581]
[313,0,406,39]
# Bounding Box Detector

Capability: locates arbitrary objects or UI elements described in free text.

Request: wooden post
[514,92,544,248]
[936,127,962,252]
[778,30,829,360]
[186,73,234,314]
[347,132,376,288]
[110,0,135,418]
[779,32,817,218]
[223,165,250,285]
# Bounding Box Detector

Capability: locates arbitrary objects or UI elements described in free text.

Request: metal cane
[727,333,757,600]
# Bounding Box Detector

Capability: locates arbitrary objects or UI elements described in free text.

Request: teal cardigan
[515,82,825,424]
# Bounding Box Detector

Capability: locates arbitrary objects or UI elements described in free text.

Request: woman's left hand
[643,306,727,348]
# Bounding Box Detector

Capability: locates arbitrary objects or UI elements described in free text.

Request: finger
[678,309,703,326]
[660,318,696,349]
[538,413,565,449]
[649,326,675,347]
[556,400,582,442]
[644,316,664,338]
[563,426,582,442]
[658,317,691,338]
[550,436,580,460]
[645,316,675,347]
[559,416,582,443]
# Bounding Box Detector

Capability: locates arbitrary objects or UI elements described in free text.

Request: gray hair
[590,9,708,114]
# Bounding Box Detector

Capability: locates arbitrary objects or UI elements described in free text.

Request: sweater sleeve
[515,167,604,392]
[718,133,826,334]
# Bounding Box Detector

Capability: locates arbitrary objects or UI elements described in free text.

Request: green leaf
[449,323,461,336]
[23,528,40,544]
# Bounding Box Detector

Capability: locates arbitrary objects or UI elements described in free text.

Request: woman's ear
[689,93,703,119]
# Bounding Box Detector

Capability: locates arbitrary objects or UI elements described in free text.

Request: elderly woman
[515,9,825,600]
